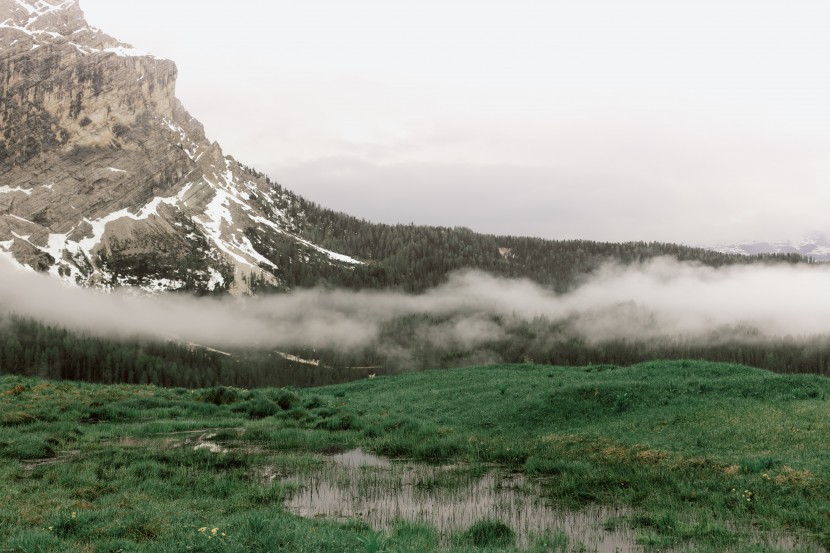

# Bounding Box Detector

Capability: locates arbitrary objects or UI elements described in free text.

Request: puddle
[283,450,828,552]
[192,432,229,454]
[21,450,80,472]
[126,428,245,453]
[724,525,827,553]
[283,449,635,551]
[330,448,392,468]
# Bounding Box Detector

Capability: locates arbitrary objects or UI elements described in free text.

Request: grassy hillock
[2,361,829,552]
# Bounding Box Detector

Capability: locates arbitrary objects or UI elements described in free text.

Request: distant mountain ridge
[707,233,830,262]
[0,0,811,295]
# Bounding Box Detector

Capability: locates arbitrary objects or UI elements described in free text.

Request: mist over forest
[4,257,830,387]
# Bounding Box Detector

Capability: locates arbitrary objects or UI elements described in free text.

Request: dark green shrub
[2,436,56,460]
[288,408,312,421]
[413,437,465,461]
[362,425,381,438]
[80,405,135,423]
[120,397,171,409]
[182,401,223,417]
[316,412,362,431]
[375,435,413,457]
[273,389,301,411]
[381,416,426,434]
[460,519,514,547]
[740,456,781,473]
[315,407,337,419]
[200,386,240,405]
[243,398,279,419]
[303,395,325,409]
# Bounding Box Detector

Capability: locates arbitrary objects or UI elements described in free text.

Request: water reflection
[283,449,634,551]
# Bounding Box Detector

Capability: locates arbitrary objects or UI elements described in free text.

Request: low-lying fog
[1,257,827,351]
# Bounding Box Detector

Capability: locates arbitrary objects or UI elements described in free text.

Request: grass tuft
[459,519,515,548]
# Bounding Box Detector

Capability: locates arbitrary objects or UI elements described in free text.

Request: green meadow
[2,361,829,552]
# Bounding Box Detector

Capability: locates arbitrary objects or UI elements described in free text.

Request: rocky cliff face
[0,0,360,293]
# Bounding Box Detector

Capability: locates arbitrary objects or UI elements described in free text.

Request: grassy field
[2,361,830,552]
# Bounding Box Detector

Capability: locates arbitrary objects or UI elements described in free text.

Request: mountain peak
[1,0,84,34]
[0,2,364,295]
[0,0,153,58]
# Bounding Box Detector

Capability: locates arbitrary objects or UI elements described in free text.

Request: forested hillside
[247,172,811,293]
[4,314,830,389]
[0,316,384,389]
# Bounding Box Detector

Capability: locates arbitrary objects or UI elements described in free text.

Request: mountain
[0,0,361,294]
[0,0,809,296]
[707,233,830,262]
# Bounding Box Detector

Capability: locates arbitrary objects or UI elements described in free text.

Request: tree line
[3,313,830,390]
[0,315,392,388]
[244,173,812,293]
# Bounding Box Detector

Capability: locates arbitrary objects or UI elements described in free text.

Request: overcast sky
[79,0,830,245]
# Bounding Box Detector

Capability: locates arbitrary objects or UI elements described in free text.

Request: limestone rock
[0,0,361,294]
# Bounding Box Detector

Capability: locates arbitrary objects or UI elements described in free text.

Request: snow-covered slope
[0,0,361,294]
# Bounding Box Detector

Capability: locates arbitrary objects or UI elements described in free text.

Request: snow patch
[275,351,320,366]
[199,187,234,237]
[141,278,186,293]
[163,118,183,134]
[233,234,277,269]
[9,214,34,224]
[0,186,33,195]
[103,46,151,58]
[45,233,67,259]
[192,187,252,267]
[207,268,225,291]
[13,0,37,15]
[108,167,127,174]
[190,183,281,269]
[320,248,362,265]
[28,0,77,18]
[176,181,196,204]
[249,214,362,265]
[43,233,72,278]
[77,193,180,259]
[2,2,156,60]
[162,118,199,160]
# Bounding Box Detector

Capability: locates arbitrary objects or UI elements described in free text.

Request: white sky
[79,0,830,244]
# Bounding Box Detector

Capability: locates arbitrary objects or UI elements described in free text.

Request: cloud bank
[3,257,830,356]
